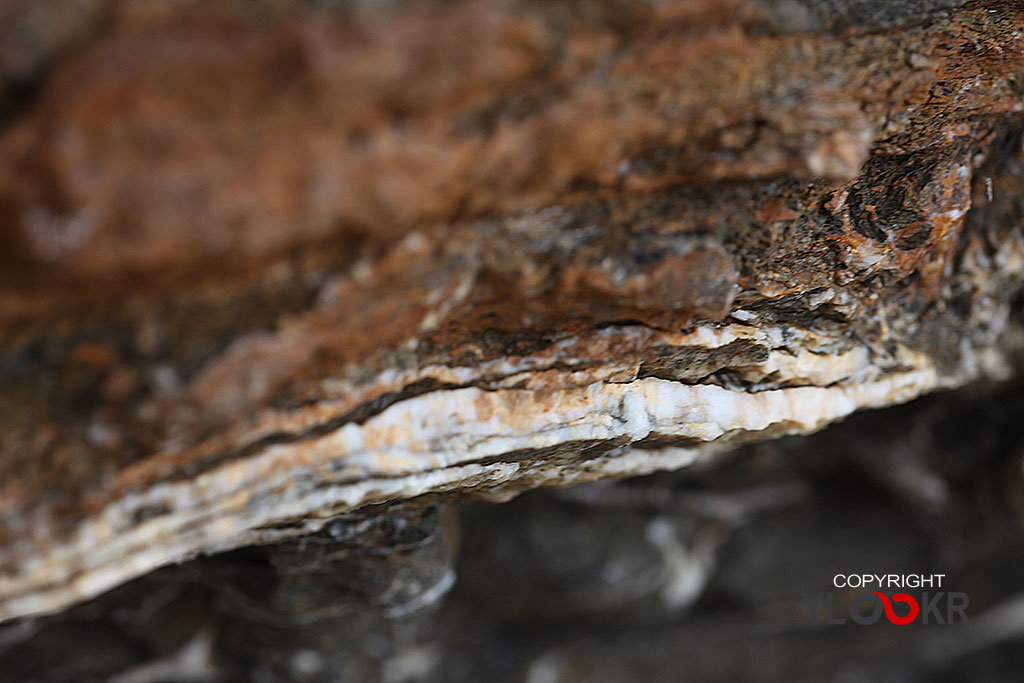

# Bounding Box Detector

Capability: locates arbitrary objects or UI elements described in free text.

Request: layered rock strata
[1,0,1024,623]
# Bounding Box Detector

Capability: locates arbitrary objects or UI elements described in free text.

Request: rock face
[1,0,1024,679]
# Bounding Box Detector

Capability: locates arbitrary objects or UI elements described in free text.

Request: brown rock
[1,0,1024,630]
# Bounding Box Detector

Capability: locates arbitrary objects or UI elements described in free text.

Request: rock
[1,1,1024,678]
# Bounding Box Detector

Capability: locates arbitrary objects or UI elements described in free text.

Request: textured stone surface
[1,0,1024,665]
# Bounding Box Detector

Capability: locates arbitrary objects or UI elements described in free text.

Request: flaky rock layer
[2,0,1024,620]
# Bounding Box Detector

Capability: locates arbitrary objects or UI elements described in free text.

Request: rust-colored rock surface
[2,0,1024,650]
